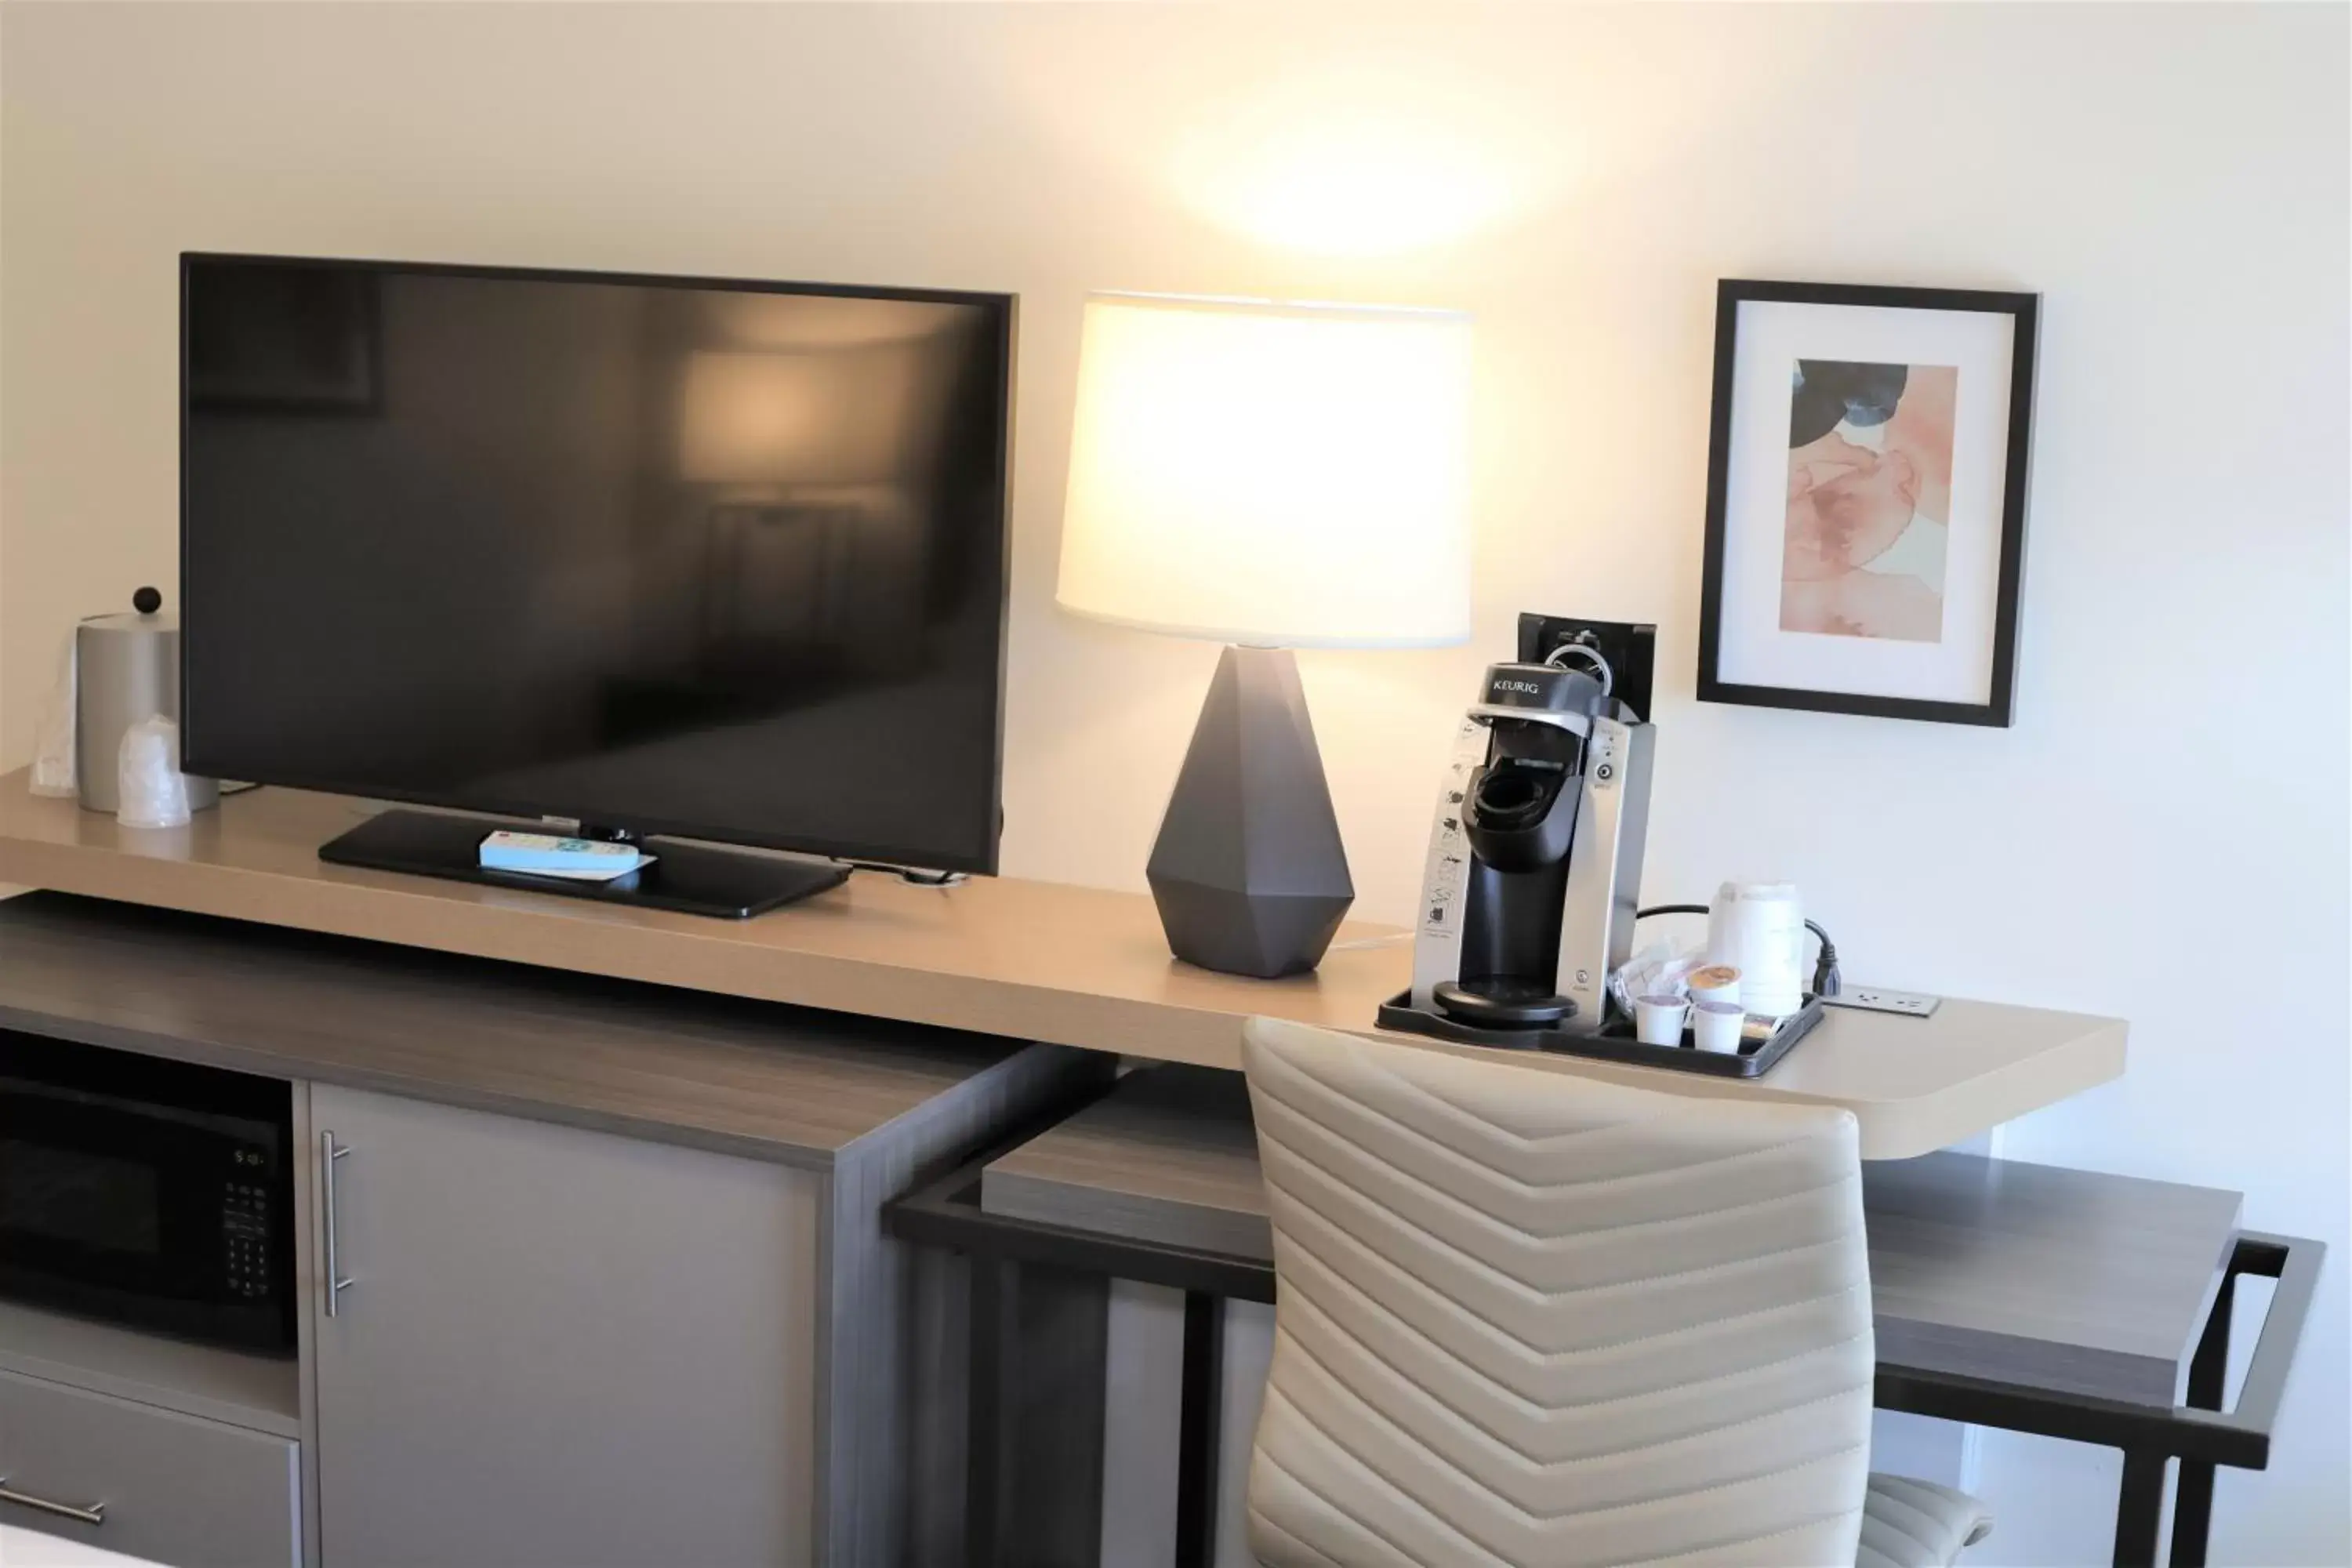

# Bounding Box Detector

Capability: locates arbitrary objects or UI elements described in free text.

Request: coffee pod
[1687,964,1742,1007]
[1635,993,1690,1047]
[1691,999,1746,1054]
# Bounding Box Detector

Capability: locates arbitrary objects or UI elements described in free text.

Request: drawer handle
[322,1131,355,1316]
[0,1476,106,1526]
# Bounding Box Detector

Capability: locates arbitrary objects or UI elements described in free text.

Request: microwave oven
[0,1031,295,1355]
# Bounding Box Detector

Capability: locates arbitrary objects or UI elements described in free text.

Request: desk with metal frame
[885,1068,2323,1568]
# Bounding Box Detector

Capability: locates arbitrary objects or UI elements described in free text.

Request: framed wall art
[1697,279,2038,726]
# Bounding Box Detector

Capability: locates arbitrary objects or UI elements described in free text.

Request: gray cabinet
[0,1366,300,1568]
[0,896,1106,1566]
[309,1084,824,1568]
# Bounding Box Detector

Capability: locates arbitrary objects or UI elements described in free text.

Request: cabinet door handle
[321,1131,355,1316]
[0,1476,106,1526]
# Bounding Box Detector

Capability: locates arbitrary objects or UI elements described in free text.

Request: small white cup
[1691,999,1747,1054]
[1634,993,1689,1047]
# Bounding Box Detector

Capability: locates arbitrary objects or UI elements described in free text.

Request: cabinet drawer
[0,1367,299,1568]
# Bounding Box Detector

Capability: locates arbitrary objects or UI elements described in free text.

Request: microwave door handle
[321,1131,354,1316]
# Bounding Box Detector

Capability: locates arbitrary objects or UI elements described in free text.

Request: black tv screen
[182,255,1012,873]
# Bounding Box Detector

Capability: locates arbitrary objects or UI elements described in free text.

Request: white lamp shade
[1056,292,1472,648]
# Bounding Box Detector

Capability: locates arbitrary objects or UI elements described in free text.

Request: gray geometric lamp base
[1145,644,1355,978]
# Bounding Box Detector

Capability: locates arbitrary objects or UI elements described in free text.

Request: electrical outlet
[1824,986,1941,1019]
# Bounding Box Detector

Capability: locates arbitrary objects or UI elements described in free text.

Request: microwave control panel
[222,1147,276,1300]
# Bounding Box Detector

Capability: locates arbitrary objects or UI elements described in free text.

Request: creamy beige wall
[4,5,2346,1561]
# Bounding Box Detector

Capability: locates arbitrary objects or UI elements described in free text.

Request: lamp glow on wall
[1058,292,1473,977]
[679,344,938,490]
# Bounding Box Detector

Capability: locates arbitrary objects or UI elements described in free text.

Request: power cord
[1634,903,1842,998]
[840,860,967,887]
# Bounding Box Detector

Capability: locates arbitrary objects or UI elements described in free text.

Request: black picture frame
[1697,278,2038,728]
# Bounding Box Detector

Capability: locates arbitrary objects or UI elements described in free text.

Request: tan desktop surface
[0,774,2122,1157]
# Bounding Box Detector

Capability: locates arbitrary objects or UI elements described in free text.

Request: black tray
[1376,991,1824,1078]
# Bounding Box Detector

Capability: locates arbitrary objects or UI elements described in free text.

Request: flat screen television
[182,253,1014,915]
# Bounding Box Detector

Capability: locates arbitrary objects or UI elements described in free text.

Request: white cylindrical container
[75,590,218,816]
[1708,882,1805,1018]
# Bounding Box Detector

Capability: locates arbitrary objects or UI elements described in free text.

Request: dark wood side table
[886,1065,2324,1568]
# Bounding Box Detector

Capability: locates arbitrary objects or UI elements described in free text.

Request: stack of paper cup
[1707,882,1805,1018]
[115,716,193,829]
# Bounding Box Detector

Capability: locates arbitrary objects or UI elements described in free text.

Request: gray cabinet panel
[310,1084,821,1568]
[0,1367,299,1568]
[0,1299,299,1438]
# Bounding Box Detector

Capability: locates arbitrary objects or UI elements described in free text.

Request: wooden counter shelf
[0,774,2126,1159]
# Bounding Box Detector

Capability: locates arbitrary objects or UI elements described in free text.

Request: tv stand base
[319,808,849,919]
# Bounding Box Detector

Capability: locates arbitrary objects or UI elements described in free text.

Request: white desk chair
[1238,1017,1993,1568]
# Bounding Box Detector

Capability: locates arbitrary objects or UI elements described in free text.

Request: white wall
[3,5,2344,1563]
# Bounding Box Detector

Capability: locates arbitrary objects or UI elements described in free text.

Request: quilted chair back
[1240,1017,1876,1568]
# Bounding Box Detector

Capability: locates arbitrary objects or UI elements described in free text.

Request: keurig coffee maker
[1381,614,1657,1043]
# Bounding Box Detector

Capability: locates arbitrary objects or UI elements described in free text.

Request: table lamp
[1057,292,1473,978]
